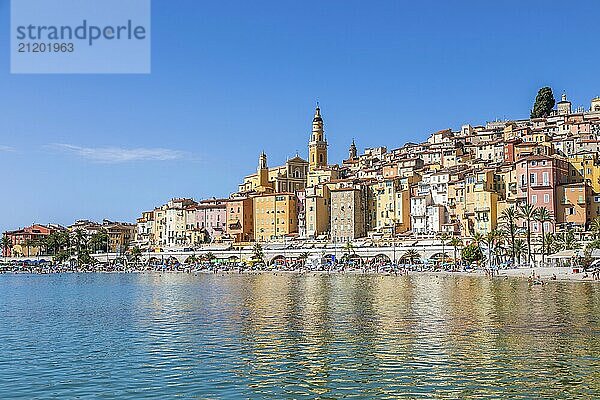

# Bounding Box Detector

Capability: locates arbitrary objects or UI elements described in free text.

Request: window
[531,195,537,204]
[544,194,550,203]
[530,173,536,184]
[542,172,549,185]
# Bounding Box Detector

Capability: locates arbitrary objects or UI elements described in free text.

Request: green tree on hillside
[531,87,555,118]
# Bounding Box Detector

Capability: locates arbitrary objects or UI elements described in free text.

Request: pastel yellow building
[368,177,411,235]
[253,193,298,241]
[238,153,308,194]
[307,166,339,187]
[305,185,331,238]
[459,171,498,235]
[151,207,166,247]
[569,153,600,193]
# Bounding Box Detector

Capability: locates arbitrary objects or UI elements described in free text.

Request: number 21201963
[18,43,74,53]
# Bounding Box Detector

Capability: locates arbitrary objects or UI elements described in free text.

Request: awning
[546,250,581,259]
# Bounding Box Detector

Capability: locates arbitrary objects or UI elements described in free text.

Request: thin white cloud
[0,145,15,152]
[51,144,186,163]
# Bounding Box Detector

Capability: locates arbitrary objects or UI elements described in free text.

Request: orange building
[253,193,298,241]
[556,183,592,231]
[3,224,59,257]
[227,197,254,242]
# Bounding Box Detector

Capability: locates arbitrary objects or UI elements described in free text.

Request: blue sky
[1,0,599,233]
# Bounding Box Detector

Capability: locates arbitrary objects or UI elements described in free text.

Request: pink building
[516,155,571,233]
[192,198,227,242]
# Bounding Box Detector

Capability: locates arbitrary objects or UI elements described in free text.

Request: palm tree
[591,216,600,240]
[554,229,581,251]
[43,233,58,256]
[33,237,45,256]
[484,230,502,269]
[500,206,518,265]
[514,239,527,265]
[24,238,36,257]
[69,229,93,267]
[252,243,264,264]
[438,232,450,267]
[544,232,555,255]
[185,254,199,265]
[56,231,71,259]
[449,237,462,271]
[129,246,143,266]
[534,207,553,264]
[204,252,216,264]
[89,231,108,253]
[298,252,310,268]
[517,203,536,266]
[2,234,11,259]
[73,229,88,256]
[472,233,484,262]
[401,249,420,265]
[342,241,355,262]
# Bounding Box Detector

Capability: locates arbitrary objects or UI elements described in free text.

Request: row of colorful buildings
[131,94,600,248]
[5,93,600,254]
[2,220,135,257]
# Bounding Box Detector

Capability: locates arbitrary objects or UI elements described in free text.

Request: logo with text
[11,0,151,74]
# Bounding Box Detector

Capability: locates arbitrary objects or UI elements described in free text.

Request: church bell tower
[308,104,328,171]
[348,139,357,160]
[257,151,269,188]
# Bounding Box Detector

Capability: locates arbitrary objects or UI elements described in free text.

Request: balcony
[531,182,552,188]
[520,182,551,189]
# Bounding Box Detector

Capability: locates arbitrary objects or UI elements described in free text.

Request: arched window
[319,154,323,163]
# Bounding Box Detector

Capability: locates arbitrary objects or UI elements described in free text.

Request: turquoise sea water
[0,273,598,399]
